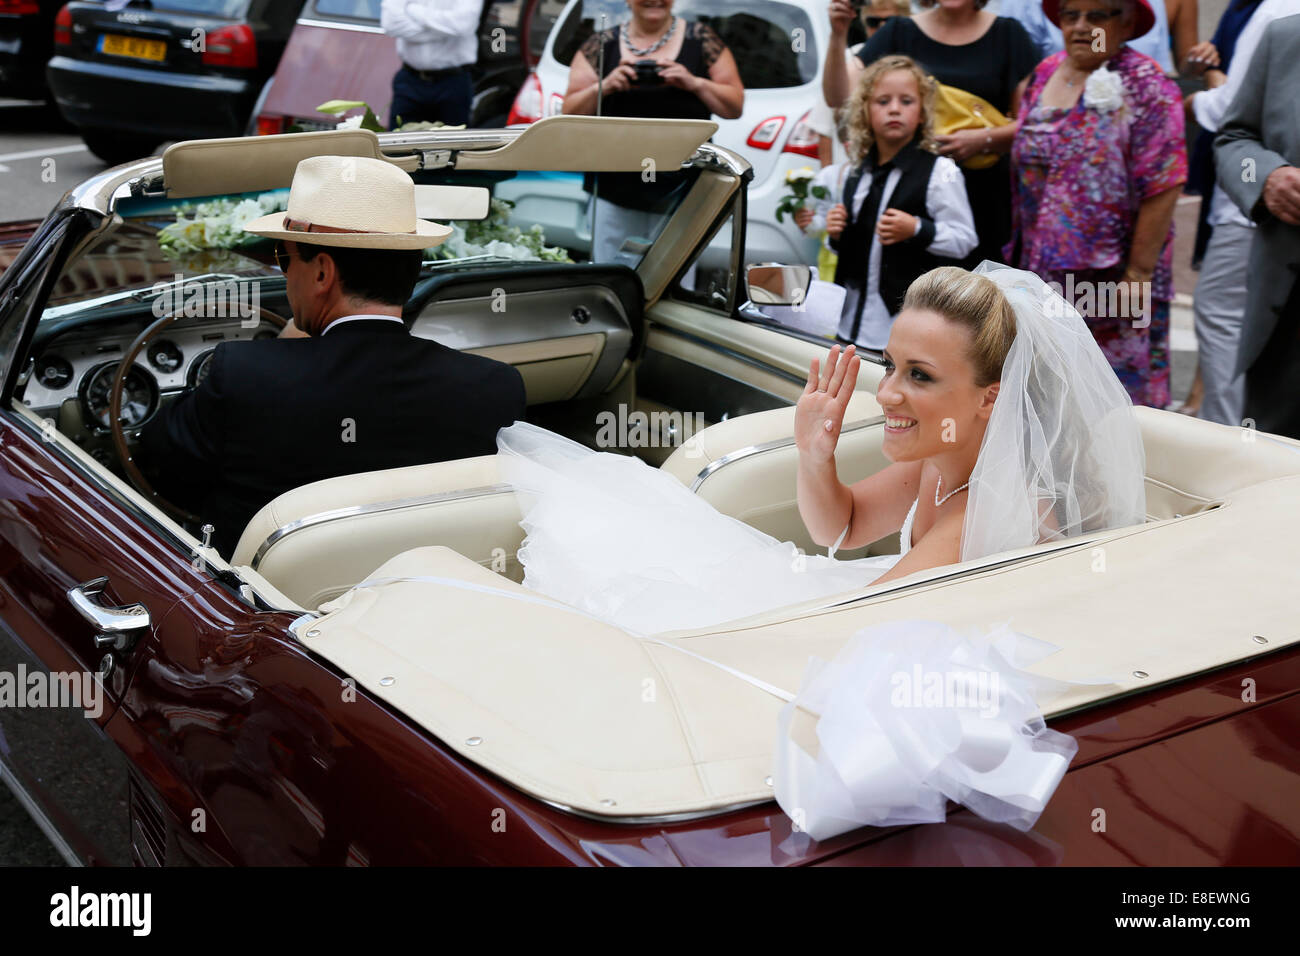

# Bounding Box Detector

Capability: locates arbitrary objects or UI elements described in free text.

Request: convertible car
[1,118,1298,866]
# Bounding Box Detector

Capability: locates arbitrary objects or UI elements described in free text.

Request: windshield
[309,0,381,20]
[40,163,701,322]
[149,0,252,16]
[552,0,817,88]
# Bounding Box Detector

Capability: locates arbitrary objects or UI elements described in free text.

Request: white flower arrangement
[1083,66,1125,113]
[157,192,286,254]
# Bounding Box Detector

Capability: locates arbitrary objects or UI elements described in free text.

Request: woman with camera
[562,0,745,267]
[562,0,743,121]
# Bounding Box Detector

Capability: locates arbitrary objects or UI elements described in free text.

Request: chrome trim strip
[296,16,387,34]
[251,482,515,570]
[0,760,83,866]
[689,416,885,492]
[533,793,773,827]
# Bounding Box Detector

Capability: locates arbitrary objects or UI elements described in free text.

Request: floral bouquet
[775,166,828,224]
[156,192,286,256]
[428,197,572,264]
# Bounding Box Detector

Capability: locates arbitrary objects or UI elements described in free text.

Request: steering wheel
[110,306,290,525]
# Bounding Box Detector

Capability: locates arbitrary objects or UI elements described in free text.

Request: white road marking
[0,143,89,163]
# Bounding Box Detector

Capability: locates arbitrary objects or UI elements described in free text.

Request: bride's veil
[960,263,1147,563]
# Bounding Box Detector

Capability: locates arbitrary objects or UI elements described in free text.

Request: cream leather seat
[234,397,1300,612]
[231,456,525,610]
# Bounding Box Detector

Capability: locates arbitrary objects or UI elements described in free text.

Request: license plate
[99,33,167,62]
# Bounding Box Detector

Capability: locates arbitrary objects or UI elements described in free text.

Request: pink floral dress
[1006,46,1188,408]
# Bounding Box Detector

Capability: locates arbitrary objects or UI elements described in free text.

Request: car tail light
[202,23,256,69]
[53,4,72,45]
[0,1,42,14]
[782,110,821,158]
[507,72,542,125]
[746,116,785,150]
[255,114,285,136]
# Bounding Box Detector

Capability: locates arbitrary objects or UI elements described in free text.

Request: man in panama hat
[141,155,527,558]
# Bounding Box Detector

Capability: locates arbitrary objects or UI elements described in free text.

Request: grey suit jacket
[1214,13,1300,376]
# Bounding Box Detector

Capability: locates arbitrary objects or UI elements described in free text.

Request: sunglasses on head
[865,15,895,27]
[1058,8,1124,25]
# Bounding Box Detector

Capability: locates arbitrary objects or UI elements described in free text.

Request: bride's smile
[877,307,999,468]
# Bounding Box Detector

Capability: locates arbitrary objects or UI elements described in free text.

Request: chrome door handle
[67,576,150,650]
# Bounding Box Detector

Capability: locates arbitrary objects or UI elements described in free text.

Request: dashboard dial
[80,363,158,431]
[188,349,216,388]
[35,354,74,390]
[147,339,183,374]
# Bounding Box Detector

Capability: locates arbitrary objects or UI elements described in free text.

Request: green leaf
[316,99,368,115]
[360,106,386,133]
[811,185,829,199]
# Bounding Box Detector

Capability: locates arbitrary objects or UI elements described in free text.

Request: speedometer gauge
[80,363,159,431]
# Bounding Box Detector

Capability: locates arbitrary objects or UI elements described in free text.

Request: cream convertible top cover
[297,436,1300,820]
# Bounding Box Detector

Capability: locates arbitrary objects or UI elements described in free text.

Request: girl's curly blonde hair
[842,55,939,164]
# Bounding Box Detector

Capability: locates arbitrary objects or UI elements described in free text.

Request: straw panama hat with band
[243,155,453,250]
[1041,0,1156,39]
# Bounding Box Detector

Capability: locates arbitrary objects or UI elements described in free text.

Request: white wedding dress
[496,421,916,636]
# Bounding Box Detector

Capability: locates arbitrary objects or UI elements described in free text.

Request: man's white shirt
[321,314,405,335]
[381,0,481,71]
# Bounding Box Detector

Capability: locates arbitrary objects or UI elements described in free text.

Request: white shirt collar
[320,314,405,336]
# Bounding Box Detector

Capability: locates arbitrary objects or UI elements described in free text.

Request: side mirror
[745,263,812,306]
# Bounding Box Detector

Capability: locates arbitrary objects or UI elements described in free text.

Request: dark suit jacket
[140,318,527,558]
[1213,13,1300,378]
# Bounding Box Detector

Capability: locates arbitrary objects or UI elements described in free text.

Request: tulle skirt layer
[496,422,899,636]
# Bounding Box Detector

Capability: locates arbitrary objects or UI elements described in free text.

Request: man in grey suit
[1214,13,1300,440]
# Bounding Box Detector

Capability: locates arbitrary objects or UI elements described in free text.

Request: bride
[495,263,1146,635]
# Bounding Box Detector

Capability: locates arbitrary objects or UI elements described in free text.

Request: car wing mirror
[741,263,844,338]
[744,263,812,306]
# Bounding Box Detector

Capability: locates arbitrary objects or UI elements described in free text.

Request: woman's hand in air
[794,205,815,231]
[796,344,861,465]
[658,60,699,92]
[825,203,848,239]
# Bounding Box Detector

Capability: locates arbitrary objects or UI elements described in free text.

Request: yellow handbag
[932,83,1010,170]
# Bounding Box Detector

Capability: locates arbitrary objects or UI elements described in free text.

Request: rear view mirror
[415,184,491,221]
[745,263,812,306]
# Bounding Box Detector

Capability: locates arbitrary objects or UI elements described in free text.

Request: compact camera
[633,58,663,85]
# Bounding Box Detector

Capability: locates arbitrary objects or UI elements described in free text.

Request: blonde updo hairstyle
[902,267,1017,388]
[844,54,939,164]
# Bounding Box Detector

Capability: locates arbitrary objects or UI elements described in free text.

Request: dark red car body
[2,173,1299,868]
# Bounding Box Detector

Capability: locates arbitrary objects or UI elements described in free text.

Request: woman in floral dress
[1005,0,1187,408]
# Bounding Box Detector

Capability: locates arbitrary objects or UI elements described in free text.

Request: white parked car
[505,0,835,275]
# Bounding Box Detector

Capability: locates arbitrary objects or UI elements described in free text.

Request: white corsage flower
[1083,66,1125,112]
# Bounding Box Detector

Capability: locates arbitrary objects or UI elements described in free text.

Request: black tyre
[80,128,164,167]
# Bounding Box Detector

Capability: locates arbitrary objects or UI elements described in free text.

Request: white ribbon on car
[329,576,1094,840]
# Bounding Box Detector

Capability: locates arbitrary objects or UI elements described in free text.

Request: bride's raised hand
[795,344,860,464]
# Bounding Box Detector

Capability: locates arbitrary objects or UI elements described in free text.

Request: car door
[0,212,223,864]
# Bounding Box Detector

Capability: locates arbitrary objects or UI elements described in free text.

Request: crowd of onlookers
[388,0,1300,438]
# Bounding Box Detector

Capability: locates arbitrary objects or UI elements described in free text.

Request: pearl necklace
[621,15,677,56]
[935,474,970,507]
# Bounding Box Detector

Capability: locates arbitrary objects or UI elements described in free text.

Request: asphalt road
[0,50,1208,862]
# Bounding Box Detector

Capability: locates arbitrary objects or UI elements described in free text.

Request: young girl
[796,55,977,354]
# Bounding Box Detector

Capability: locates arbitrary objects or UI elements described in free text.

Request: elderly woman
[561,0,743,266]
[1005,0,1187,408]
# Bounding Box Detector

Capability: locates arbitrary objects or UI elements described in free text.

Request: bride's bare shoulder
[869,500,965,586]
[841,459,924,549]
